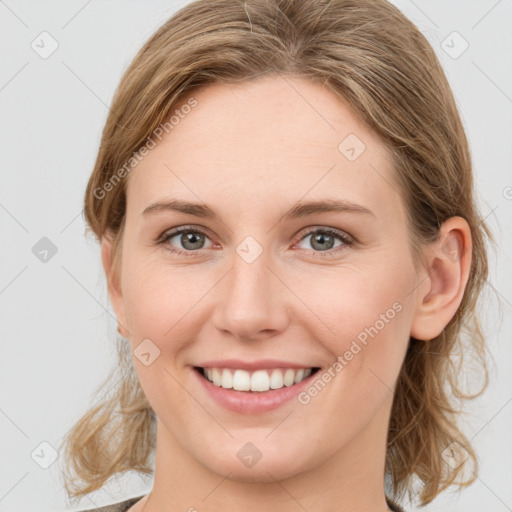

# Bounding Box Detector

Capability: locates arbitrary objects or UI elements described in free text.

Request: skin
[101,75,472,512]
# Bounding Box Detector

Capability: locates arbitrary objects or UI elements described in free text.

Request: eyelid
[291,225,354,257]
[157,225,216,256]
[158,224,354,257]
[294,225,353,243]
[157,224,212,242]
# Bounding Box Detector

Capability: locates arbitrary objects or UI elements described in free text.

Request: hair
[59,0,493,506]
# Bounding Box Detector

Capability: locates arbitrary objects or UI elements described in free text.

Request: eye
[158,226,213,255]
[295,227,353,256]
[158,225,353,257]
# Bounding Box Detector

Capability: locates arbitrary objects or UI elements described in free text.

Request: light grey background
[1,1,511,511]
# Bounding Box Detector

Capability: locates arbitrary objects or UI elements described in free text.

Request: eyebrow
[141,198,375,220]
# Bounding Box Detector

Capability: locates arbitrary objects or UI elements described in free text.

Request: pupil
[313,232,333,251]
[183,232,203,249]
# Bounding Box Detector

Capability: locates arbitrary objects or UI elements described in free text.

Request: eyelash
[157,225,354,258]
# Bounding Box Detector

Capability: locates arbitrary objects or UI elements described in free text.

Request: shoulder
[75,495,145,512]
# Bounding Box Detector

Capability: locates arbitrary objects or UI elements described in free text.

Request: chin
[195,443,313,484]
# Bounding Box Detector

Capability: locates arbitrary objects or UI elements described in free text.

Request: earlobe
[101,235,130,338]
[410,217,472,341]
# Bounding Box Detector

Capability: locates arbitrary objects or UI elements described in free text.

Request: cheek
[121,249,203,340]
[291,261,413,346]
[295,270,413,436]
[291,261,415,404]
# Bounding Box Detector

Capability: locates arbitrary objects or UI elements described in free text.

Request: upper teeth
[203,367,313,392]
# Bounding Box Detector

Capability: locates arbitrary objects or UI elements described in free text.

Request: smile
[196,366,320,392]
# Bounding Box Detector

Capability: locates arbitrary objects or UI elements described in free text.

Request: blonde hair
[59,0,492,506]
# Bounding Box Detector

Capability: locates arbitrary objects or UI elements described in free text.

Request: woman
[59,0,490,511]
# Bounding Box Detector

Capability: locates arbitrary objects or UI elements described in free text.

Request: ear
[410,216,472,340]
[101,234,130,338]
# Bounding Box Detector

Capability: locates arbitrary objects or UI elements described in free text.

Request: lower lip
[193,368,318,414]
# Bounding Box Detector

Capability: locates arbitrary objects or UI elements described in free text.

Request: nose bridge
[213,238,289,340]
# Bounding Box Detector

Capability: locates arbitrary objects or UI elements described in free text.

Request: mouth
[194,366,321,392]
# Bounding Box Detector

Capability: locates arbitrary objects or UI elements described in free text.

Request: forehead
[127,75,402,221]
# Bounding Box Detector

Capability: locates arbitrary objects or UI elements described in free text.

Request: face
[106,75,423,482]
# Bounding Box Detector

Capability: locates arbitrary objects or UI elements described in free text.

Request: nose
[211,245,291,342]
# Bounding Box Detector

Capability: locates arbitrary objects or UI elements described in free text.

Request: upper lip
[196,359,317,371]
